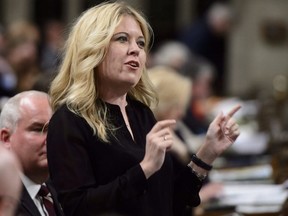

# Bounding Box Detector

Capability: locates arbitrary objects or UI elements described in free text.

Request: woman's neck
[102,93,128,108]
[102,92,135,140]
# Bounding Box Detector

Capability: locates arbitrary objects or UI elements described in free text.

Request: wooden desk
[195,204,235,216]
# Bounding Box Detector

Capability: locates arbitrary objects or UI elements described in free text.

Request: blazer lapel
[16,186,42,216]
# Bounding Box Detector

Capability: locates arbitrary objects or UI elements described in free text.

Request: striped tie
[38,185,56,216]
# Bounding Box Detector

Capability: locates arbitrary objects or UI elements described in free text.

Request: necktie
[38,184,56,216]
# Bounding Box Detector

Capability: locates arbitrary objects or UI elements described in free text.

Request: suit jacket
[16,180,64,216]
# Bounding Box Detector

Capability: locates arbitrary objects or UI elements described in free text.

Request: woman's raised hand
[140,119,176,179]
[196,105,241,165]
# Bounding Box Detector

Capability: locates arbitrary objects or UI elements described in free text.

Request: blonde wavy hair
[49,1,156,142]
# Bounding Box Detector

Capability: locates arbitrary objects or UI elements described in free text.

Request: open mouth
[126,61,139,68]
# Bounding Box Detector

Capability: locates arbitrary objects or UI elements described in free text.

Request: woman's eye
[117,36,128,42]
[137,40,145,49]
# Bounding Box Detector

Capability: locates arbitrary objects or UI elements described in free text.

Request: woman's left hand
[196,104,241,165]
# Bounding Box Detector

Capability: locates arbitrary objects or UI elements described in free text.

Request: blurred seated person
[40,19,65,74]
[0,90,64,216]
[148,66,223,213]
[178,2,233,96]
[149,40,217,135]
[150,40,196,76]
[0,55,17,98]
[3,21,41,93]
[182,58,217,135]
[0,24,17,98]
[0,145,22,216]
[148,65,192,164]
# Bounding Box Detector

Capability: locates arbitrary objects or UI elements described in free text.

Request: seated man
[0,145,22,216]
[0,90,64,216]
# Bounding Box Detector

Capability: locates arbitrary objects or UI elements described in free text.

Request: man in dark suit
[0,90,64,216]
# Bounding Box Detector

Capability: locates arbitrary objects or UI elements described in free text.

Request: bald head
[0,90,50,132]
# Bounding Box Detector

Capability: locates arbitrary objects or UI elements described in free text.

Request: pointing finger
[220,104,241,132]
[225,104,241,119]
[151,119,176,133]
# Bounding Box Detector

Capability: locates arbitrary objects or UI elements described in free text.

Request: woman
[47,2,240,216]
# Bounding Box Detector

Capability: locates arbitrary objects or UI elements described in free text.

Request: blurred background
[1,0,288,215]
[0,0,288,97]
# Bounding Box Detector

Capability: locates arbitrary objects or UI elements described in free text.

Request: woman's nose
[128,41,140,56]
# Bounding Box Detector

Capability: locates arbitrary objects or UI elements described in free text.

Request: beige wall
[2,0,33,25]
[227,0,288,96]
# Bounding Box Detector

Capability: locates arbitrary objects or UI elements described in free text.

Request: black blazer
[16,180,65,216]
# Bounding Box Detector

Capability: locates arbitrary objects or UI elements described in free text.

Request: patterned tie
[38,184,56,216]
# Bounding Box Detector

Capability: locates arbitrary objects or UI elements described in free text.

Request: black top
[47,98,202,216]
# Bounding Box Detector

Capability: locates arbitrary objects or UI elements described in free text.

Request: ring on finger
[163,135,167,141]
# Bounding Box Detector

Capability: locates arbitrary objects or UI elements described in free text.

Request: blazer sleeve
[171,155,203,215]
[46,107,148,216]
